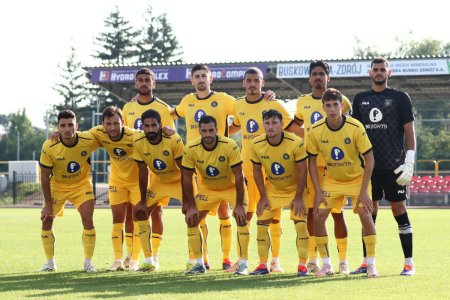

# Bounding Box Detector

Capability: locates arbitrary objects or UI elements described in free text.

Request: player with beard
[294,61,352,274]
[132,109,193,271]
[122,68,175,270]
[182,115,250,275]
[351,57,416,276]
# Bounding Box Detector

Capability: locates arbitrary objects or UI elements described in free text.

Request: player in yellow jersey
[249,109,309,276]
[182,115,250,275]
[294,60,352,274]
[39,110,100,272]
[307,88,378,278]
[122,68,175,269]
[88,106,140,271]
[231,67,301,273]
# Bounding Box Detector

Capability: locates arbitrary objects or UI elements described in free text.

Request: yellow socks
[363,235,376,258]
[308,235,318,261]
[200,218,208,263]
[137,220,152,258]
[269,221,282,258]
[256,224,270,263]
[236,225,250,260]
[152,233,162,257]
[131,222,142,261]
[315,235,330,259]
[111,223,124,260]
[336,238,348,263]
[187,226,203,259]
[220,218,232,261]
[41,230,55,260]
[294,221,309,264]
[82,229,96,260]
[125,232,133,258]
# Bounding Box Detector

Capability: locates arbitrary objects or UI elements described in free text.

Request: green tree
[0,109,45,161]
[93,5,140,64]
[137,5,183,63]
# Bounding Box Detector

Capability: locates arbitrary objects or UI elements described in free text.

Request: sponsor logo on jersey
[271,162,285,175]
[361,102,370,105]
[321,140,329,144]
[246,119,259,133]
[206,165,220,177]
[384,99,393,107]
[194,110,207,122]
[113,148,126,156]
[134,118,143,130]
[369,108,383,123]
[283,153,290,160]
[163,150,170,156]
[303,105,311,109]
[188,103,195,107]
[344,138,351,144]
[211,101,218,107]
[197,159,204,163]
[57,157,65,161]
[239,112,245,115]
[310,111,323,124]
[67,161,81,173]
[397,190,405,194]
[81,151,87,157]
[219,156,225,162]
[331,147,344,160]
[153,159,167,170]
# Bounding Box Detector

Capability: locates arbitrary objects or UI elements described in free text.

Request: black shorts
[371,169,407,202]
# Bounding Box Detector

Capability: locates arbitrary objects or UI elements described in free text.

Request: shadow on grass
[0,269,376,298]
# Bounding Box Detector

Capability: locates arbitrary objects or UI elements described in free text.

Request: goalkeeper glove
[394,150,415,186]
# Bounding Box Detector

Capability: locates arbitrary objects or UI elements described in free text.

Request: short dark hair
[57,110,76,123]
[191,64,210,76]
[135,68,155,79]
[371,57,389,67]
[102,106,123,122]
[309,60,330,75]
[322,88,342,103]
[262,109,283,122]
[141,109,161,124]
[198,115,217,128]
[244,67,263,78]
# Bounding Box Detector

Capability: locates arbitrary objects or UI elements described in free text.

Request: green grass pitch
[0,207,449,299]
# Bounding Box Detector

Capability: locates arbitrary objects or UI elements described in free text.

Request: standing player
[351,57,416,276]
[39,110,99,272]
[122,68,175,269]
[249,109,309,276]
[294,60,352,274]
[173,64,237,270]
[132,109,192,271]
[231,67,299,273]
[182,115,250,275]
[307,88,378,278]
[89,106,140,271]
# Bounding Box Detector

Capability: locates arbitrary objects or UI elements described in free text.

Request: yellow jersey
[295,93,351,167]
[123,96,175,130]
[39,131,100,190]
[182,135,242,190]
[89,125,138,186]
[174,92,235,141]
[233,96,294,176]
[133,132,184,184]
[250,132,308,194]
[307,116,372,182]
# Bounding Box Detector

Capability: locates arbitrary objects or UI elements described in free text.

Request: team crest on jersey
[194,109,207,122]
[311,111,323,124]
[153,159,167,170]
[384,99,393,107]
[219,156,225,162]
[206,165,220,177]
[331,147,344,160]
[344,138,351,145]
[67,161,80,173]
[211,101,218,107]
[283,153,290,160]
[271,162,285,175]
[163,150,170,156]
[113,148,126,156]
[369,108,383,123]
[246,119,259,133]
[81,151,87,157]
[134,118,143,130]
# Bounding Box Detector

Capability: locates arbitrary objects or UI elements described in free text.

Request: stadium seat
[429,187,441,193]
[412,175,421,182]
[421,175,432,182]
[444,176,450,183]
[411,179,422,187]
[419,186,430,193]
[437,181,448,188]
[409,186,419,193]
[425,181,436,188]
[432,175,443,183]
[442,186,450,193]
